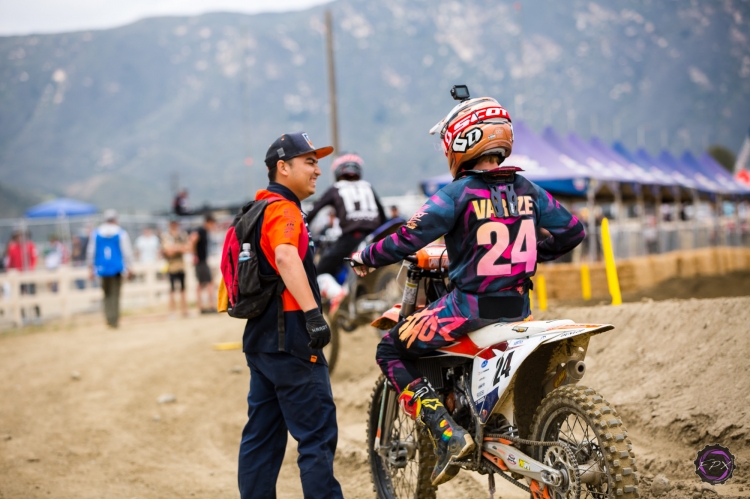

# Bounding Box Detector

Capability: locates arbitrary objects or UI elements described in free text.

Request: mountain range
[1,0,748,212]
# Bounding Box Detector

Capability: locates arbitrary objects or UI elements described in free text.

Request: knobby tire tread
[367,375,437,499]
[529,385,640,498]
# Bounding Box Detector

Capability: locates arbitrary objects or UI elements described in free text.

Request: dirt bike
[318,218,404,372]
[366,245,639,499]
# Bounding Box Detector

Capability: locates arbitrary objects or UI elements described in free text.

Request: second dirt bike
[319,219,404,372]
[366,245,640,499]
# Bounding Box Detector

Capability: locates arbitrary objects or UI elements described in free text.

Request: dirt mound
[538,296,750,498]
[0,296,748,498]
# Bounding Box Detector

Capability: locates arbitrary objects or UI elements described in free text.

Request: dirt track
[1,296,749,498]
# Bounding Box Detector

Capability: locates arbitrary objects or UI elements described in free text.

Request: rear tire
[367,376,437,499]
[530,385,640,498]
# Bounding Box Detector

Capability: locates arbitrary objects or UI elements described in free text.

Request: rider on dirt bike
[351,95,586,487]
[308,153,387,312]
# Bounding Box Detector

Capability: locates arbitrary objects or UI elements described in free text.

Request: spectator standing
[71,235,87,290]
[44,234,69,270]
[389,205,401,220]
[172,189,190,216]
[190,214,216,313]
[135,227,161,264]
[234,132,342,499]
[5,230,38,272]
[161,218,189,317]
[71,235,87,267]
[86,210,134,328]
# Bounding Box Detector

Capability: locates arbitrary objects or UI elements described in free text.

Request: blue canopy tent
[567,133,639,187]
[697,152,750,198]
[23,198,98,263]
[542,127,620,191]
[659,151,721,196]
[589,137,663,187]
[25,198,98,218]
[611,141,678,197]
[635,148,696,194]
[420,121,591,198]
[592,138,679,212]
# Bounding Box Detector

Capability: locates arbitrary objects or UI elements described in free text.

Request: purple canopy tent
[696,153,750,197]
[659,151,721,195]
[567,133,638,186]
[682,153,740,196]
[589,137,666,187]
[635,148,696,192]
[611,141,679,197]
[542,127,619,187]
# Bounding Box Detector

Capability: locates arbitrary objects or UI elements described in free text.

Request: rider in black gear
[307,153,386,308]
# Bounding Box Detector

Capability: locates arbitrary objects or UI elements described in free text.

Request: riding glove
[304,309,331,350]
[350,251,374,277]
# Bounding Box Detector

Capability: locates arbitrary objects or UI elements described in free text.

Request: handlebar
[404,255,418,264]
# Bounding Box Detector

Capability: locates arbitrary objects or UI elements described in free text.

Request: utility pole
[325,10,340,156]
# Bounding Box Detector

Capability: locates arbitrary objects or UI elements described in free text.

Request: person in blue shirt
[86,209,134,328]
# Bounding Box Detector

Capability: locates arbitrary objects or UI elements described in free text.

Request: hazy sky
[0,0,333,36]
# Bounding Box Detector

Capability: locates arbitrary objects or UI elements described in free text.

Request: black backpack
[220,197,287,349]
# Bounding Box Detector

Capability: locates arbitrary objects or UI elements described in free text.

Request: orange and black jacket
[242,182,325,365]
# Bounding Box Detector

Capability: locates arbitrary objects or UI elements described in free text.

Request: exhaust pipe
[543,360,586,394]
[566,360,586,381]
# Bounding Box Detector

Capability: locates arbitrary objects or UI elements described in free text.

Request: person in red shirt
[5,230,38,271]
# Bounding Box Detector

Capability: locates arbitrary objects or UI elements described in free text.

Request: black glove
[304,309,331,350]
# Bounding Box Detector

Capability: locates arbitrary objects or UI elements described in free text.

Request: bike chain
[478,433,581,499]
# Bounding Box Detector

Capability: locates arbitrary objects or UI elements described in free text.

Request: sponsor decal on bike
[481,359,489,368]
[519,459,531,471]
[547,324,604,331]
[507,453,517,465]
[512,326,528,333]
[552,368,567,389]
[694,444,735,485]
[557,329,585,337]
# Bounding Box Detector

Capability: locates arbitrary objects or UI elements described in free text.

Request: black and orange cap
[264,132,334,169]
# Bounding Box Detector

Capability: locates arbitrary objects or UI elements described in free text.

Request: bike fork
[375,380,398,456]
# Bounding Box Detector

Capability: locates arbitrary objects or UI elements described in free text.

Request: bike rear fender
[444,321,614,425]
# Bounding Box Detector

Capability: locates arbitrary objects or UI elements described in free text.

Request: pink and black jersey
[360,170,585,296]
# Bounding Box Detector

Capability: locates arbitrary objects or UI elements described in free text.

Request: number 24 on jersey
[476,219,537,276]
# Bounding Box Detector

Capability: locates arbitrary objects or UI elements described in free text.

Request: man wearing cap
[86,209,134,328]
[237,132,344,499]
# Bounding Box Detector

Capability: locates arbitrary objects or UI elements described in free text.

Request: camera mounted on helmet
[430,85,515,179]
[450,84,471,102]
[331,153,364,181]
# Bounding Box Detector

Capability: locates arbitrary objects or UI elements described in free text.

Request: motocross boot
[398,378,475,486]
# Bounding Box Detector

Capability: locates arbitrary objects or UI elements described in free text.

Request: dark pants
[239,352,343,499]
[376,289,530,393]
[316,231,366,276]
[101,274,122,327]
